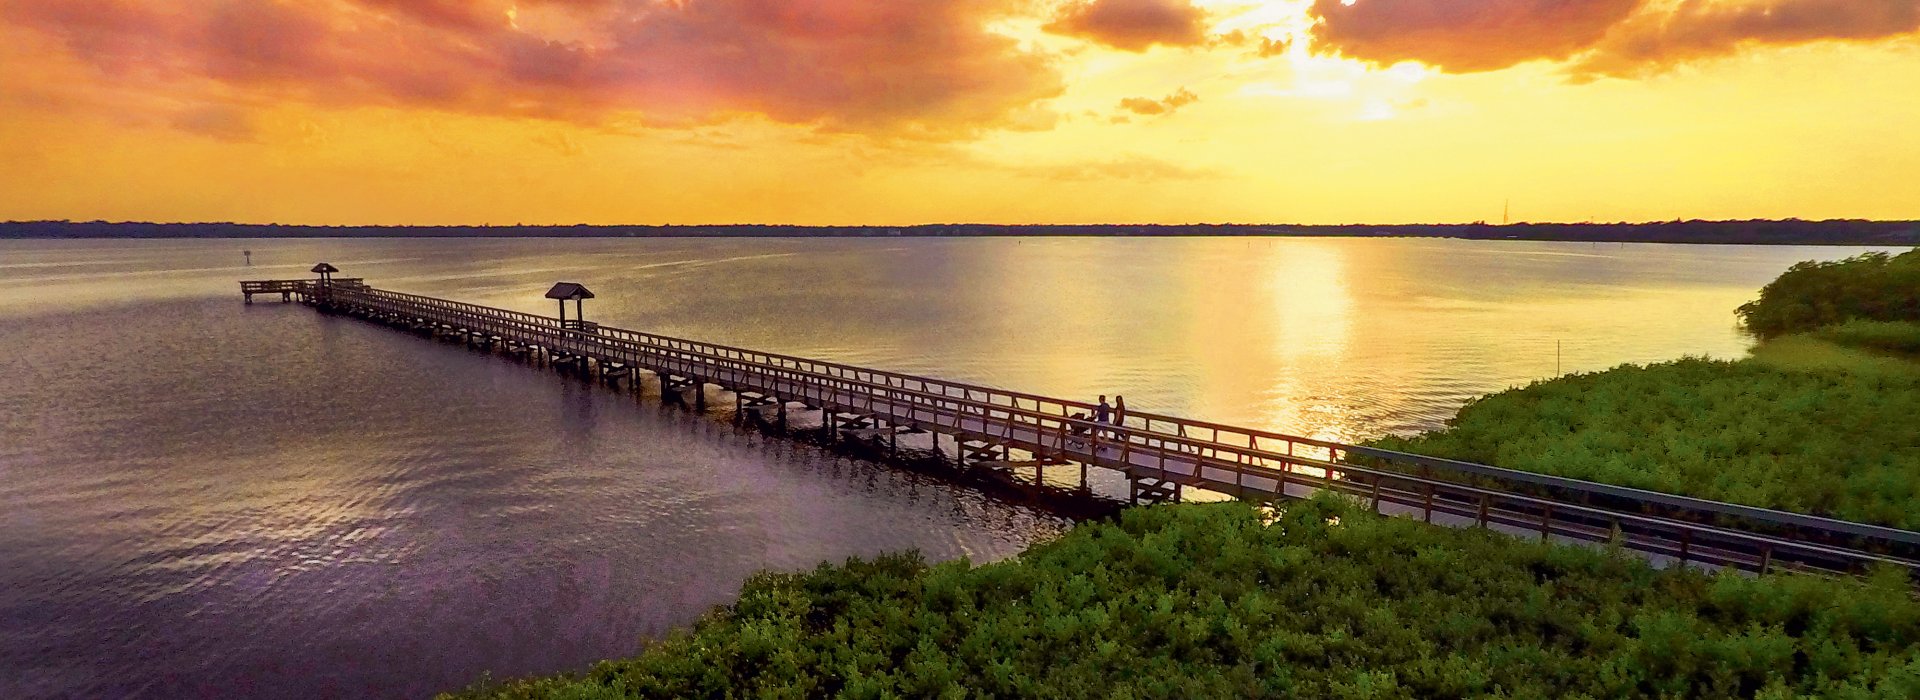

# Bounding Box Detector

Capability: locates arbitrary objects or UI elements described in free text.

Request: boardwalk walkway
[242,276,1920,580]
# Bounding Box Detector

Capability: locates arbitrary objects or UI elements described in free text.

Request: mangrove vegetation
[450,496,1920,699]
[1736,249,1920,339]
[1369,357,1920,528]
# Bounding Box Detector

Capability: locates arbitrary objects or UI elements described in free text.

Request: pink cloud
[1,0,1065,137]
[347,0,506,28]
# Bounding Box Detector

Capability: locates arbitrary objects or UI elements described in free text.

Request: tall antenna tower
[1503,198,1510,225]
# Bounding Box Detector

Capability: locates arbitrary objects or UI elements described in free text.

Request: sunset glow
[3,0,1918,225]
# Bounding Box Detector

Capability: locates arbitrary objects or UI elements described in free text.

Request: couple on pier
[1066,394,1126,450]
[1093,394,1127,428]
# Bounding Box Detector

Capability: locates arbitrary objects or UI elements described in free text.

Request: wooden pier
[242,273,1920,580]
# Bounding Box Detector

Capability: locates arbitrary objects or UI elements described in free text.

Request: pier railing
[241,278,363,294]
[253,279,1920,578]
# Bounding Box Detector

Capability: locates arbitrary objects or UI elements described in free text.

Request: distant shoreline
[4,220,1918,246]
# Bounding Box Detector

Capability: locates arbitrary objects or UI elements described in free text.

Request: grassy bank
[1749,332,1920,378]
[1810,320,1920,358]
[450,496,1920,699]
[1369,354,1920,529]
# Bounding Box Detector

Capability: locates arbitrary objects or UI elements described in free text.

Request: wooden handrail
[350,282,1920,548]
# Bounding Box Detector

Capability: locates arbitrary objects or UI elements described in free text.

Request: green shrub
[1736,249,1920,339]
[447,496,1920,699]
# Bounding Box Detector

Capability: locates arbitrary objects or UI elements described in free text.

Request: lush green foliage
[449,496,1920,699]
[1736,249,1920,339]
[1372,357,1920,529]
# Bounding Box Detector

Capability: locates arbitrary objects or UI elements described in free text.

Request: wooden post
[1089,422,1100,463]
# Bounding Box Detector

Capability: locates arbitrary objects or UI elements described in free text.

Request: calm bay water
[0,237,1896,698]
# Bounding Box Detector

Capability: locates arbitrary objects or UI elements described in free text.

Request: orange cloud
[1045,0,1210,51]
[1118,88,1198,116]
[1309,0,1920,75]
[1576,0,1920,77]
[1,0,1063,137]
[1308,0,1644,73]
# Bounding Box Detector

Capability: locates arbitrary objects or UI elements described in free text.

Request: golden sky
[2,0,1918,226]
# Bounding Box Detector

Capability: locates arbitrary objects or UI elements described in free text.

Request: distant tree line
[4,219,1918,245]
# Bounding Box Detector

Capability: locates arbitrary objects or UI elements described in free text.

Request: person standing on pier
[1114,395,1127,428]
[1093,395,1114,448]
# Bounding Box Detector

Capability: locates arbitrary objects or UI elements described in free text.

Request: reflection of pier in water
[240,268,1920,581]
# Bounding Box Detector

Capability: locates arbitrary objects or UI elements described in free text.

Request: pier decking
[242,275,1920,580]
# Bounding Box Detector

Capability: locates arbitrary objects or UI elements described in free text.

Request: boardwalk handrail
[352,282,1920,546]
[252,278,1920,575]
[1341,446,1920,546]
